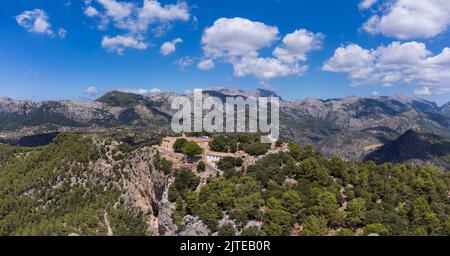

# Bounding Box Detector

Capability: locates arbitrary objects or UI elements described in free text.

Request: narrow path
[104,210,113,236]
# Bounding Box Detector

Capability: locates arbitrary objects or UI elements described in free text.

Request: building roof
[189,137,211,143]
[207,151,235,157]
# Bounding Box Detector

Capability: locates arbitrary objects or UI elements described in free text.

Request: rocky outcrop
[178,215,211,236]
[122,148,166,217]
[157,177,177,236]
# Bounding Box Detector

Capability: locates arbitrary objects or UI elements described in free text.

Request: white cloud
[116,87,165,95]
[84,0,190,54]
[425,47,450,66]
[116,88,152,95]
[362,0,450,39]
[150,88,162,94]
[436,87,450,95]
[197,59,214,70]
[138,0,190,27]
[174,56,194,70]
[58,28,67,38]
[16,9,54,36]
[273,29,324,63]
[160,38,182,56]
[202,17,279,58]
[85,86,98,95]
[98,0,133,21]
[323,44,375,76]
[84,6,100,17]
[102,35,148,54]
[323,41,450,94]
[233,56,308,79]
[414,87,431,96]
[200,18,322,79]
[358,0,378,10]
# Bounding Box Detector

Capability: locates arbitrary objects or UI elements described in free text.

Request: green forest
[170,142,450,236]
[0,133,148,236]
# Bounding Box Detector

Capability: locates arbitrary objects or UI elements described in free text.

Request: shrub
[173,138,188,153]
[197,161,206,172]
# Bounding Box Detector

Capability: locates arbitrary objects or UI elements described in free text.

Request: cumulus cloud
[201,17,279,58]
[160,38,182,55]
[102,35,148,54]
[84,0,190,54]
[200,17,323,79]
[414,87,431,96]
[84,6,100,17]
[197,59,214,70]
[323,44,375,77]
[16,9,54,36]
[233,56,308,79]
[139,0,190,27]
[323,41,450,94]
[85,86,98,95]
[358,0,378,10]
[362,0,450,39]
[97,0,133,22]
[273,29,324,63]
[16,9,68,39]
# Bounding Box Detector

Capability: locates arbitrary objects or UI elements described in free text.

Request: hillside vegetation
[0,133,148,236]
[1,133,449,236]
[171,143,450,236]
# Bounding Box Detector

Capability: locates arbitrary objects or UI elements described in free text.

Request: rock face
[178,215,211,236]
[119,147,182,236]
[89,144,178,236]
[122,148,166,216]
[157,196,177,236]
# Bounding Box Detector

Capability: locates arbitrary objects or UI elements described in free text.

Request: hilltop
[365,127,450,170]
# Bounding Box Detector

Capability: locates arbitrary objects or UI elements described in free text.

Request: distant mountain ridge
[0,89,449,167]
[365,127,450,170]
[441,102,450,117]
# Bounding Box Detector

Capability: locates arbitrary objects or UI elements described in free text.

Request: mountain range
[0,88,448,170]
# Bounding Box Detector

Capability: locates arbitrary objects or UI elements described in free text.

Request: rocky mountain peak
[254,88,281,98]
[440,102,450,117]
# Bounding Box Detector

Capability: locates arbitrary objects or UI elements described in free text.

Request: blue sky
[1,0,450,104]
